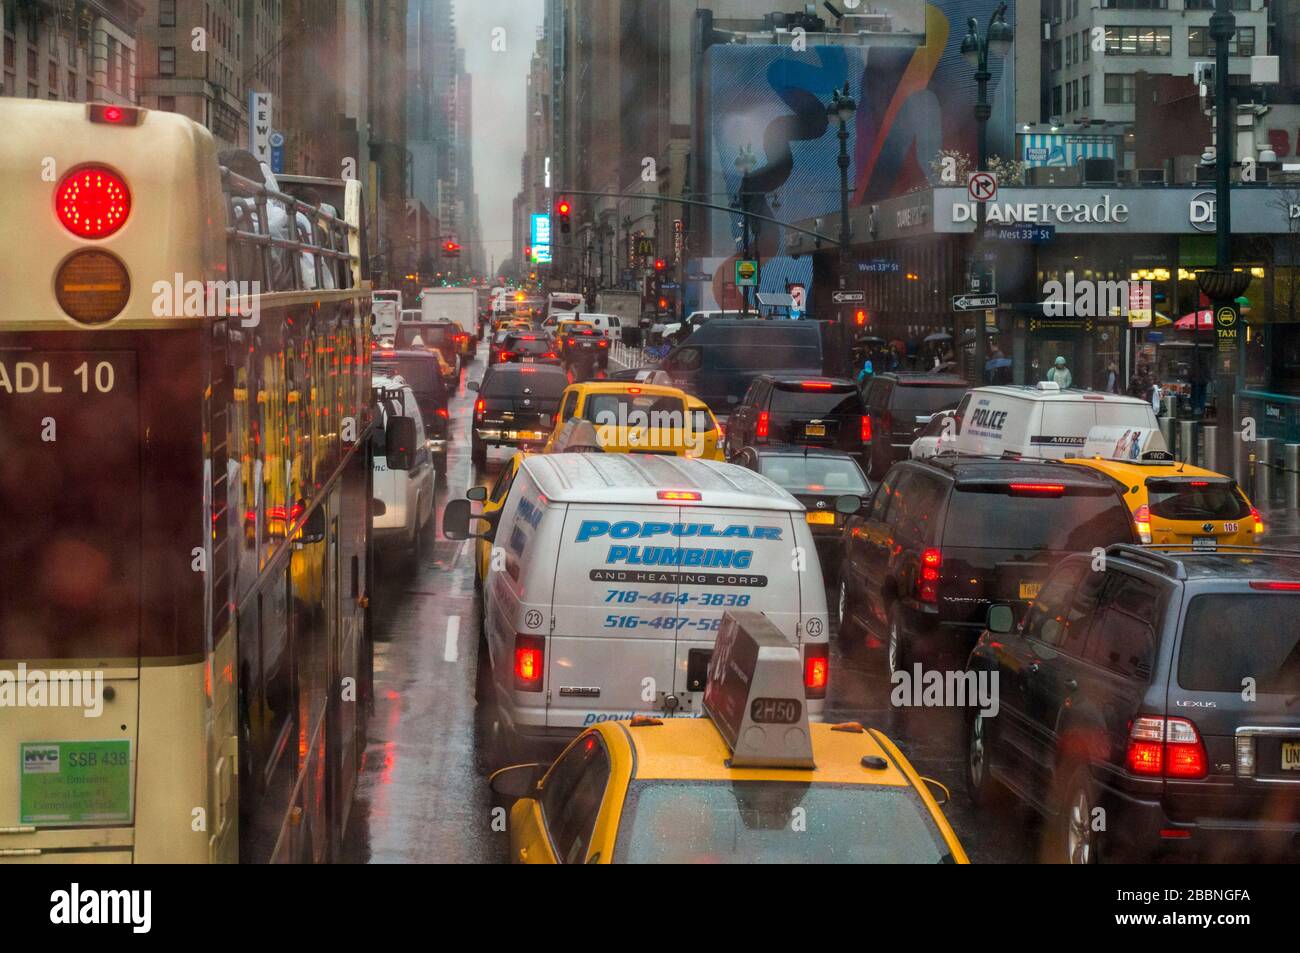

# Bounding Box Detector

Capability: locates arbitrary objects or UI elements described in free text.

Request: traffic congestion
[1,1,1297,900]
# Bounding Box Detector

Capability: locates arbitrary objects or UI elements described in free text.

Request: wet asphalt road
[343,348,1038,864]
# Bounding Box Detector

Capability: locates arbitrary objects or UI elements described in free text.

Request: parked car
[371,376,436,560]
[731,446,871,577]
[372,348,449,472]
[861,372,969,478]
[966,545,1300,863]
[724,375,868,468]
[837,457,1138,676]
[468,363,568,467]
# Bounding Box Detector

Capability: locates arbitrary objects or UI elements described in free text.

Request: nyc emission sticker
[20,740,132,826]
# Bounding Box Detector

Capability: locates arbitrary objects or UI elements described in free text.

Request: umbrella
[1175,310,1214,330]
[923,332,952,344]
[985,357,1013,371]
[855,335,887,346]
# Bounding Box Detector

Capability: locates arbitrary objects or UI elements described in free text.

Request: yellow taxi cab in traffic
[466,450,525,588]
[489,612,968,864]
[541,380,724,460]
[1062,428,1262,548]
[553,318,596,351]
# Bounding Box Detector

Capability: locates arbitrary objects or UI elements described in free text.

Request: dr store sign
[1190,190,1300,231]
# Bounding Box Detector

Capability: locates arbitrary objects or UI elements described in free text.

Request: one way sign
[832,290,865,304]
[952,293,999,311]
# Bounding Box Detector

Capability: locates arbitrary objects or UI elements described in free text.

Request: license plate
[805,423,826,437]
[806,511,836,525]
[522,357,535,363]
[1192,536,1218,551]
[1283,742,1300,771]
[1019,581,1042,600]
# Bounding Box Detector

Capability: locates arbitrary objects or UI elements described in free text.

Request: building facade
[3,0,144,106]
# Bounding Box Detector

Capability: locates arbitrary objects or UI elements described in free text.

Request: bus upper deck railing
[220,167,360,295]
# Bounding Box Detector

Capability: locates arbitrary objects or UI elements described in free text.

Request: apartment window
[1101,0,1168,7]
[27,17,38,45]
[1189,26,1256,57]
[1052,85,1064,114]
[159,46,175,76]
[1186,0,1250,9]
[160,0,177,28]
[68,69,76,100]
[1105,72,1136,104]
[159,95,176,112]
[1104,26,1172,55]
[1083,74,1092,108]
[1066,33,1074,66]
[1052,39,1062,70]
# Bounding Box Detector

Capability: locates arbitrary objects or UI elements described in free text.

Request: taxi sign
[703,611,814,769]
[550,418,604,453]
[1081,426,1169,462]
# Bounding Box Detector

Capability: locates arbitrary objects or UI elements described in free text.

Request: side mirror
[834,494,863,515]
[467,379,480,392]
[987,604,1015,634]
[920,776,951,806]
[466,485,488,502]
[443,498,496,541]
[295,502,325,546]
[385,416,416,471]
[489,762,545,801]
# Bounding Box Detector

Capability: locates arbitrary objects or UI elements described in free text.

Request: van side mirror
[987,604,1015,634]
[834,494,862,515]
[466,485,488,502]
[443,498,496,541]
[385,416,416,471]
[294,502,325,546]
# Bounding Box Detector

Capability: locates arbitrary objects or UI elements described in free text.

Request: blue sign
[270,131,285,175]
[859,259,900,273]
[990,224,1056,242]
[1147,331,1165,343]
[530,213,552,264]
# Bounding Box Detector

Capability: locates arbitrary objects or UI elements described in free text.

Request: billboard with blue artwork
[696,1,1016,314]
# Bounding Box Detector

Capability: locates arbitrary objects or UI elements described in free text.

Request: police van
[952,382,1160,460]
[444,453,854,765]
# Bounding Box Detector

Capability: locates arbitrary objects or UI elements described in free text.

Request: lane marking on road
[444,616,460,663]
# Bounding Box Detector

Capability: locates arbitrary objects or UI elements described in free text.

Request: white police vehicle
[444,453,856,766]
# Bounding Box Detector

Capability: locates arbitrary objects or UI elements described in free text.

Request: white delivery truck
[371,376,436,559]
[421,286,478,358]
[953,382,1161,460]
[547,291,586,320]
[444,453,851,765]
[372,289,401,340]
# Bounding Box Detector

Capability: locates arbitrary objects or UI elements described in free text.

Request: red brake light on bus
[56,166,132,238]
[89,103,142,126]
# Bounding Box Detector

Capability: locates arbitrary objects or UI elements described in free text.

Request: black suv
[966,546,1300,863]
[372,348,449,472]
[468,363,568,466]
[837,457,1137,676]
[725,376,868,466]
[861,373,968,478]
[499,331,561,366]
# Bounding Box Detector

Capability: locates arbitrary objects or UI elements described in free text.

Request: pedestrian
[1105,361,1120,395]
[1046,355,1073,390]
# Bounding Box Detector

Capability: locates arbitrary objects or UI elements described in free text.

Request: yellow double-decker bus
[0,100,377,863]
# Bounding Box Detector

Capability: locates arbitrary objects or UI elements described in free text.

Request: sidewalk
[1260,504,1300,548]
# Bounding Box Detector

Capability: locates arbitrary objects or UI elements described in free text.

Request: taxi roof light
[702,611,815,770]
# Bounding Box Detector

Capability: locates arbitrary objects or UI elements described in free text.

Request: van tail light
[757,411,770,440]
[861,414,872,443]
[1126,716,1207,779]
[513,634,545,692]
[803,643,828,699]
[918,547,942,604]
[1133,503,1152,543]
[1251,505,1264,534]
[436,408,449,419]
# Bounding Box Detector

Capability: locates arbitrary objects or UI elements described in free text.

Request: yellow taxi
[1063,452,1262,548]
[541,381,724,460]
[490,612,968,864]
[553,318,596,351]
[466,451,525,588]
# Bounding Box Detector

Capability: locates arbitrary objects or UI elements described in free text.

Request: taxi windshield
[613,780,953,864]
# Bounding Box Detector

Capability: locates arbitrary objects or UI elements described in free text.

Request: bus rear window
[1147,480,1249,521]
[613,780,953,864]
[1178,594,1300,693]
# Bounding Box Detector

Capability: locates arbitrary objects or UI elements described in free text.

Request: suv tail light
[756,411,770,440]
[918,547,942,603]
[803,643,828,699]
[861,414,872,443]
[1126,716,1207,779]
[513,634,545,692]
[475,398,484,416]
[1134,503,1152,544]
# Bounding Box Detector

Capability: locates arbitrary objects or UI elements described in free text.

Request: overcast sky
[455,0,545,274]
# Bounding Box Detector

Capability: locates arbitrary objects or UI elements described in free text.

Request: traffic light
[855,309,867,326]
[654,258,666,274]
[443,240,461,258]
[557,197,572,234]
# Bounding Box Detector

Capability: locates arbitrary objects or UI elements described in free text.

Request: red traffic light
[654,259,666,272]
[557,199,571,216]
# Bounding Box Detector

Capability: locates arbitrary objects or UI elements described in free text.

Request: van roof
[970,384,1149,405]
[521,453,804,511]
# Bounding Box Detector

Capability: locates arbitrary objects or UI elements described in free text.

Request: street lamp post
[827,83,857,332]
[961,3,1012,385]
[734,146,757,316]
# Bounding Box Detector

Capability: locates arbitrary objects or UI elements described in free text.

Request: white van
[372,377,436,558]
[372,289,401,338]
[444,453,848,763]
[582,312,622,342]
[953,382,1160,460]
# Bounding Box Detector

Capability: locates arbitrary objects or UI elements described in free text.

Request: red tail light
[757,411,770,440]
[1126,716,1207,779]
[1251,505,1264,534]
[436,408,449,419]
[475,398,485,416]
[1250,580,1300,591]
[799,380,834,390]
[56,166,132,238]
[861,414,872,442]
[513,634,545,692]
[1008,483,1066,496]
[543,352,558,359]
[803,643,828,699]
[1134,503,1152,544]
[598,340,608,348]
[919,547,942,604]
[498,351,513,362]
[657,490,701,501]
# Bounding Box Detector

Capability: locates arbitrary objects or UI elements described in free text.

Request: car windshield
[613,780,953,864]
[1178,593,1300,693]
[771,385,863,416]
[944,487,1135,551]
[761,455,869,494]
[481,369,568,399]
[505,336,550,355]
